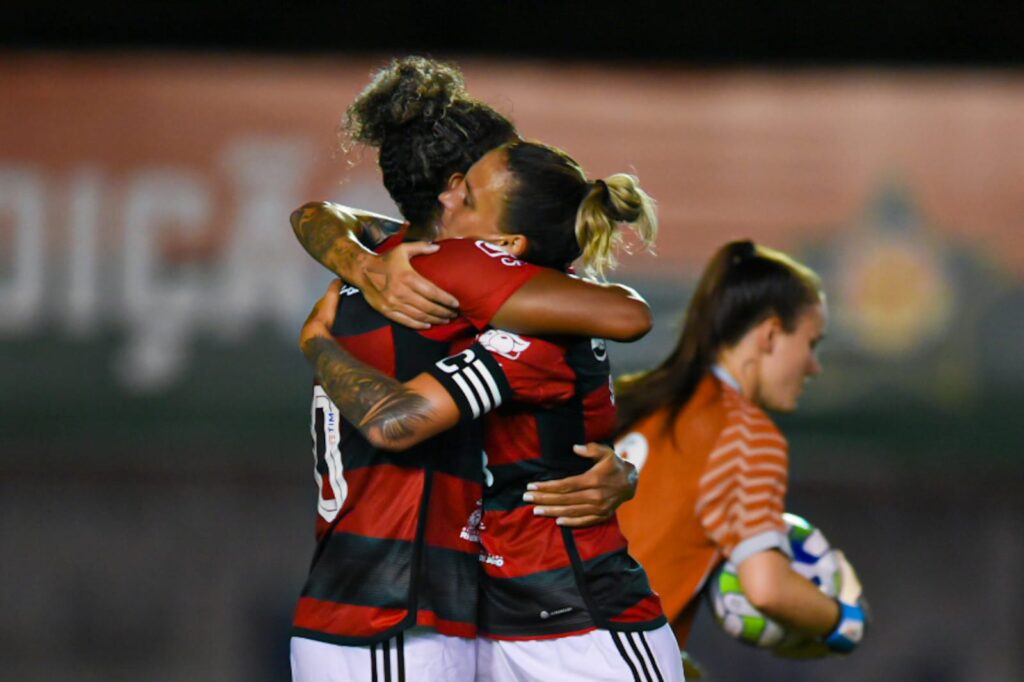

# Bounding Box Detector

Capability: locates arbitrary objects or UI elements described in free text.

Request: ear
[482,233,529,258]
[497,233,529,258]
[446,173,464,189]
[755,316,783,354]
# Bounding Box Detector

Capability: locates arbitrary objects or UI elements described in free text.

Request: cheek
[767,348,805,392]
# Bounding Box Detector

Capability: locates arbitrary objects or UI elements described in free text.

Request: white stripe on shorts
[610,631,665,682]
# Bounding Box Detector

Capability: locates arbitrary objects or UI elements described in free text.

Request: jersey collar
[711,363,742,393]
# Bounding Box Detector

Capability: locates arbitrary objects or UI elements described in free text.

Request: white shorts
[290,629,476,682]
[476,624,685,682]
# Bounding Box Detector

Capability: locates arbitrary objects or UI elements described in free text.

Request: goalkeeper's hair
[615,240,822,434]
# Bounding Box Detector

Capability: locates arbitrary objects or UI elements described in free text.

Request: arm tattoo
[305,337,435,447]
[292,203,403,280]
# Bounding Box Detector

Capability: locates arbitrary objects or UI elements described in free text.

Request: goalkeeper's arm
[737,548,867,653]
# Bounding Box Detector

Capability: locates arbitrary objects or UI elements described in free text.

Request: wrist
[324,236,375,287]
[352,248,378,286]
[824,598,865,653]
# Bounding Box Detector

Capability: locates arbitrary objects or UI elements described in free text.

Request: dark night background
[2,2,1023,681]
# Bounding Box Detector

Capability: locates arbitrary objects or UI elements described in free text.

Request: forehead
[799,300,828,332]
[467,148,510,187]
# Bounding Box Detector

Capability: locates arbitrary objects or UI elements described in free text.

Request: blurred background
[2,2,1022,680]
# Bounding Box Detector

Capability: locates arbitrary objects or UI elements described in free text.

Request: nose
[438,186,456,209]
[808,354,822,377]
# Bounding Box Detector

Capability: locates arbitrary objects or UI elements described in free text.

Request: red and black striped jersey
[427,330,667,640]
[292,236,542,646]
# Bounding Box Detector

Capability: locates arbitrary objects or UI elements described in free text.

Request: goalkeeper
[604,240,867,658]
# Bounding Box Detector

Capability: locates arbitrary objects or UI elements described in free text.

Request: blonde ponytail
[575,174,658,278]
[502,140,657,275]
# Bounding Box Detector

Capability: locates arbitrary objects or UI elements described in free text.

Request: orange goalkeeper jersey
[615,371,790,646]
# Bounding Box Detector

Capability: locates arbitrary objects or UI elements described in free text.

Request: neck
[716,348,758,402]
[406,222,438,241]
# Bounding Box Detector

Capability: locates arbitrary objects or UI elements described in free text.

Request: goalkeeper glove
[824,549,869,654]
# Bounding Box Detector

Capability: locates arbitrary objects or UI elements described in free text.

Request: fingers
[397,241,441,257]
[527,444,612,494]
[391,242,460,309]
[531,502,610,527]
[549,514,606,528]
[389,300,451,327]
[363,244,460,328]
[406,276,460,315]
[528,491,614,527]
[531,504,605,518]
[833,549,864,603]
[384,310,432,331]
[304,279,342,325]
[316,279,343,323]
[527,473,591,495]
[572,442,615,461]
[523,489,595,507]
[323,277,342,302]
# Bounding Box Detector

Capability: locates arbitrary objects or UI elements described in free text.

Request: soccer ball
[705,513,841,653]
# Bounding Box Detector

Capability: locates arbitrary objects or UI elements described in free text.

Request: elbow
[738,558,787,614]
[609,300,653,342]
[363,428,421,452]
[364,430,402,452]
[290,201,329,236]
[744,579,786,615]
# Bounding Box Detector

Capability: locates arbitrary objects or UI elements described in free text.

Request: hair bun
[345,56,467,147]
[731,240,757,263]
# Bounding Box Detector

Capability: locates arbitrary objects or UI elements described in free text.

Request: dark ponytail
[615,240,822,434]
[342,56,518,229]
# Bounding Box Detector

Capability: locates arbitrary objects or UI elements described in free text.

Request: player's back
[475,331,665,639]
[616,373,788,645]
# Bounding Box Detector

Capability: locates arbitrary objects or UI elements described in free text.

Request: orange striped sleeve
[696,391,790,565]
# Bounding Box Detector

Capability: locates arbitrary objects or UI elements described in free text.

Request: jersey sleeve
[412,239,544,330]
[695,408,791,567]
[426,330,576,422]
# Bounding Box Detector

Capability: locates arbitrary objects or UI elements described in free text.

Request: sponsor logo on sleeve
[479,329,531,360]
[615,431,650,473]
[475,240,524,266]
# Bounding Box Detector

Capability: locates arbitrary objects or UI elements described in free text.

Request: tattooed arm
[301,280,641,526]
[290,201,400,270]
[291,201,459,329]
[303,337,460,450]
[300,280,461,451]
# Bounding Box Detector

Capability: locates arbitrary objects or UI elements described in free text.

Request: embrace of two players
[287,56,868,681]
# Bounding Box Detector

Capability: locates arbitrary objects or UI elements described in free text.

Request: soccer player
[613,240,867,657]
[289,57,657,681]
[299,138,685,682]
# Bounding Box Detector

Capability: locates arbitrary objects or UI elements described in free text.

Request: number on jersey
[311,386,348,522]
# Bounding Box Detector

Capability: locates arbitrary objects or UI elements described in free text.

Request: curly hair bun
[345,56,468,147]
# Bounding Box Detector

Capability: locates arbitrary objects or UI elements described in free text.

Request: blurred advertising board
[1,55,1021,467]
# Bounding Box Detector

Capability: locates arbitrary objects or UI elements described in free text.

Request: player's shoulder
[716,391,786,452]
[424,238,529,269]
